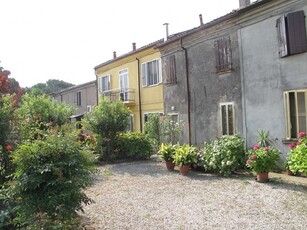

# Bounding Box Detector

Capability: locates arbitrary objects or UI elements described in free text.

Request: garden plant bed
[81,157,307,230]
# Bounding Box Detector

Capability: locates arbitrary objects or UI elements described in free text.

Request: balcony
[102,88,135,104]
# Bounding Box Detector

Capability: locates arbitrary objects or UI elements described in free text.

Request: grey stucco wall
[240,2,307,157]
[162,30,243,147]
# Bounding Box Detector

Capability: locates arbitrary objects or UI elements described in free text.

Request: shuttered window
[276,11,307,57]
[98,75,110,93]
[142,59,162,87]
[164,55,176,85]
[214,36,232,73]
[77,92,81,106]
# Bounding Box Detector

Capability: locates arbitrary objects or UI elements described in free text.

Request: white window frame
[128,114,134,132]
[98,75,111,93]
[220,102,235,135]
[119,69,129,101]
[284,89,307,139]
[142,59,162,87]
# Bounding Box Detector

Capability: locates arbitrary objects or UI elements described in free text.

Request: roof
[94,38,164,70]
[51,80,96,95]
[157,0,273,48]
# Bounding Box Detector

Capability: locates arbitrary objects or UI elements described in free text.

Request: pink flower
[5,145,12,151]
[263,147,270,152]
[298,132,306,138]
[289,143,296,149]
[251,154,257,160]
[253,145,260,150]
[246,159,252,165]
[161,116,166,121]
[297,141,302,145]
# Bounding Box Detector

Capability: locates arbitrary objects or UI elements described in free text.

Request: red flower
[289,143,296,149]
[5,145,12,151]
[296,141,302,145]
[251,154,257,160]
[298,132,306,138]
[161,116,166,121]
[246,159,252,165]
[263,147,270,152]
[253,145,260,150]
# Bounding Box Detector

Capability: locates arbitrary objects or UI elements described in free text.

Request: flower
[5,145,12,151]
[263,147,270,152]
[289,143,296,149]
[246,146,280,173]
[297,141,302,145]
[253,145,260,150]
[298,132,306,138]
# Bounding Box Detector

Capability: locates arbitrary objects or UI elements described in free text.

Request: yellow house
[94,39,164,132]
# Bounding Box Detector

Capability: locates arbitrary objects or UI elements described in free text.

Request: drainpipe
[136,57,143,132]
[180,38,192,145]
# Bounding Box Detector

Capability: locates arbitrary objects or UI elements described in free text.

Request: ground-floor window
[220,102,234,135]
[284,89,307,138]
[144,112,164,124]
[128,114,134,132]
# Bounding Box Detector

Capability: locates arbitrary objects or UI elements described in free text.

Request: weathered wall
[239,1,307,157]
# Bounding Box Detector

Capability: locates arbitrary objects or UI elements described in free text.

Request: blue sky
[0,0,248,87]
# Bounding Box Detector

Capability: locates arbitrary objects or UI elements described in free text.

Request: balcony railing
[102,88,135,104]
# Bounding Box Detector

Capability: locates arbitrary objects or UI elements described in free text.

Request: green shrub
[115,132,153,160]
[287,132,307,175]
[202,135,245,176]
[11,130,96,228]
[158,143,178,161]
[83,97,131,161]
[173,144,198,166]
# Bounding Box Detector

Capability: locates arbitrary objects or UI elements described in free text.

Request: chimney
[239,0,250,9]
[199,14,203,26]
[163,23,169,41]
[132,42,136,51]
[113,51,116,59]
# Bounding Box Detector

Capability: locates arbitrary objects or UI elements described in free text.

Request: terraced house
[94,40,164,132]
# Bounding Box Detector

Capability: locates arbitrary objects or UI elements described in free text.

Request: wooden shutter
[286,11,307,55]
[215,36,232,72]
[276,15,288,57]
[164,55,176,84]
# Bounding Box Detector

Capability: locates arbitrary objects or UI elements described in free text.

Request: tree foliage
[25,79,74,95]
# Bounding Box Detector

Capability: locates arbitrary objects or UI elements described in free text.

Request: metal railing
[102,88,135,104]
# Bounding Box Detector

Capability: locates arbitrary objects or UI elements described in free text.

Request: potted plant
[287,132,307,177]
[246,145,280,182]
[158,143,177,170]
[173,144,198,175]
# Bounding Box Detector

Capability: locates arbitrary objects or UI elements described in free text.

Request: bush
[83,98,131,161]
[287,132,307,175]
[202,135,245,176]
[10,129,96,228]
[115,132,153,160]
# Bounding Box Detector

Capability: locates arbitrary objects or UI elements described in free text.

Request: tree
[27,79,74,95]
[83,97,131,161]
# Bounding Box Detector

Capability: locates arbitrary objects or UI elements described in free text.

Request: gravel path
[81,157,307,230]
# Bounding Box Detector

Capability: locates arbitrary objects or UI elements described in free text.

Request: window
[214,36,232,73]
[119,69,129,101]
[127,114,134,132]
[77,92,81,106]
[87,105,92,113]
[276,11,307,57]
[142,59,162,87]
[99,75,110,93]
[220,102,234,135]
[284,90,307,139]
[144,112,164,123]
[164,55,176,85]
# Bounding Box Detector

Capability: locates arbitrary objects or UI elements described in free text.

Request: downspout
[94,72,99,106]
[180,38,192,145]
[136,58,143,132]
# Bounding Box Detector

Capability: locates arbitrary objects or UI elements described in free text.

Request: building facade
[94,40,164,132]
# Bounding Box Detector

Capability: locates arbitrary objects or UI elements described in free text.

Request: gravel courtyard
[81,157,307,230]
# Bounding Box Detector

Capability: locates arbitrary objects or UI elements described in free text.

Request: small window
[142,59,162,87]
[220,102,234,135]
[99,75,110,93]
[87,105,92,113]
[144,112,164,123]
[127,114,134,132]
[284,90,307,138]
[276,11,307,57]
[77,92,81,106]
[214,36,232,73]
[164,55,176,85]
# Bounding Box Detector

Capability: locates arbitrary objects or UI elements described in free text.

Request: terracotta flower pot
[287,169,293,176]
[256,172,269,182]
[179,165,190,175]
[165,160,175,171]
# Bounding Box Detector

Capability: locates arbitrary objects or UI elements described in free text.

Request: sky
[0,0,251,88]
